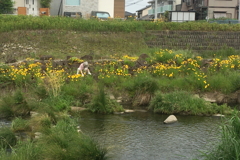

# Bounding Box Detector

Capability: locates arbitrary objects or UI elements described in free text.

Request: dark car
[90,11,111,20]
[63,12,82,18]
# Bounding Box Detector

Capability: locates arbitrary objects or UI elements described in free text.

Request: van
[90,11,110,20]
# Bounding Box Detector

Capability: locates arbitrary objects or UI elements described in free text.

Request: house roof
[125,11,136,16]
[138,14,154,20]
[148,1,155,3]
[136,5,151,12]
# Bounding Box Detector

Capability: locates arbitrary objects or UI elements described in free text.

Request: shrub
[40,0,52,8]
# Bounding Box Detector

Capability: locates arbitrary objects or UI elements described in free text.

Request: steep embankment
[0,30,148,63]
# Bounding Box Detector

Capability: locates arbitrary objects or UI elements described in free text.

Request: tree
[40,0,52,8]
[0,0,14,14]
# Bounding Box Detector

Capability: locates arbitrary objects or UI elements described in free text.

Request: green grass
[87,84,124,114]
[0,90,31,118]
[207,71,240,94]
[11,117,31,132]
[149,91,232,115]
[0,127,17,149]
[202,112,240,159]
[39,118,108,160]
[0,118,108,160]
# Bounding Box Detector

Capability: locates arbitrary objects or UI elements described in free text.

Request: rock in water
[164,115,178,124]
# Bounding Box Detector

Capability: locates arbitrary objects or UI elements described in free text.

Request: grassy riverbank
[1,15,240,33]
[1,15,240,159]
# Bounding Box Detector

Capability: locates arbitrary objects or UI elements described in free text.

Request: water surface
[78,111,222,160]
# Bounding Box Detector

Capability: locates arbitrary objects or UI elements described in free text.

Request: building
[136,5,152,19]
[179,0,239,20]
[147,0,182,18]
[50,0,125,18]
[207,0,238,19]
[125,11,136,19]
[12,0,41,16]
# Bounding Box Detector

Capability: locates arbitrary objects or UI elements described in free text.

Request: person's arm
[87,68,91,75]
[77,63,84,76]
[80,70,84,76]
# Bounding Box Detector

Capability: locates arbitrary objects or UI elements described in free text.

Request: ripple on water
[78,112,221,160]
[0,120,11,128]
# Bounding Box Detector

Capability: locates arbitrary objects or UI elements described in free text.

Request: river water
[78,111,223,160]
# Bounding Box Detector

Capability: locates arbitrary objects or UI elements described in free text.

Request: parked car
[90,11,110,20]
[63,12,82,18]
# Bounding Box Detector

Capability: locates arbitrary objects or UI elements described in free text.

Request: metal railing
[148,5,172,15]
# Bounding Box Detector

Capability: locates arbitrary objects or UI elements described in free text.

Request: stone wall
[145,30,240,51]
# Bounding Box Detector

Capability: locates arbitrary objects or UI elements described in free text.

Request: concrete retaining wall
[145,30,240,51]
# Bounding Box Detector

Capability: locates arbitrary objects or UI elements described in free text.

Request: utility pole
[154,0,157,21]
[239,0,240,22]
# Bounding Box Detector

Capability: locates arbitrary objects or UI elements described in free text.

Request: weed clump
[88,84,124,114]
[202,112,240,159]
[0,127,17,149]
[0,90,31,118]
[149,91,232,115]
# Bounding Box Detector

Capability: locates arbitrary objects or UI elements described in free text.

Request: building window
[214,12,227,19]
[186,0,191,6]
[26,0,29,4]
[66,0,80,6]
[33,0,34,5]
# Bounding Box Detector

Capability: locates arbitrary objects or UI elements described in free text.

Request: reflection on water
[0,119,11,128]
[78,111,222,160]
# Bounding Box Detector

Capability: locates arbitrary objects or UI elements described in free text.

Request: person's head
[83,61,88,67]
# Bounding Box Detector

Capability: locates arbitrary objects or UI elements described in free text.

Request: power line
[126,0,137,3]
[125,0,144,7]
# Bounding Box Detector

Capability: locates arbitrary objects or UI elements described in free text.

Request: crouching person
[77,61,91,77]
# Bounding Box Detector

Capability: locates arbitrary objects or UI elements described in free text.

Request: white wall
[98,0,114,17]
[13,0,25,8]
[142,7,151,16]
[13,0,25,14]
[173,0,181,11]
